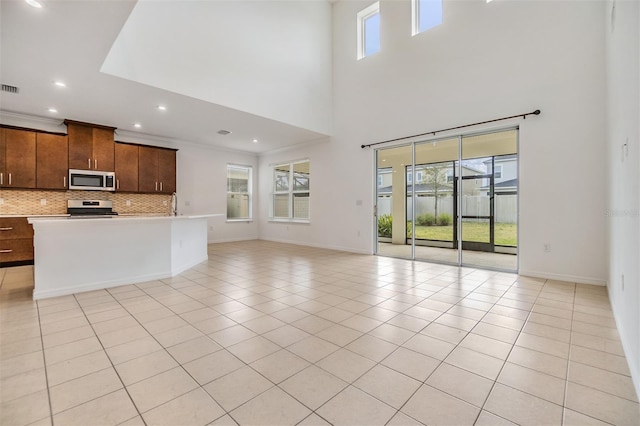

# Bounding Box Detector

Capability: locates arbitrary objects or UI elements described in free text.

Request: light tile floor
[1,241,638,426]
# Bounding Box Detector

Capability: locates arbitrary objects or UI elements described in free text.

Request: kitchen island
[27,214,221,300]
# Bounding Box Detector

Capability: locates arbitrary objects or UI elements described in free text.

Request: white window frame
[494,164,503,179]
[226,164,252,222]
[412,0,443,36]
[270,159,310,223]
[357,2,380,60]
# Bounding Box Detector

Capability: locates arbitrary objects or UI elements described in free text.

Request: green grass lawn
[411,222,517,246]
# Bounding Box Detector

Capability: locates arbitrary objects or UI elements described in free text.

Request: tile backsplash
[0,190,172,216]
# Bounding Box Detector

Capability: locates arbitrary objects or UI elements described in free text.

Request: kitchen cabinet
[66,120,115,171]
[0,127,36,188]
[37,133,69,190]
[0,217,34,266]
[115,142,139,192]
[138,146,177,193]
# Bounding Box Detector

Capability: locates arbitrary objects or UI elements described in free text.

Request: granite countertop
[27,213,224,223]
[1,214,70,218]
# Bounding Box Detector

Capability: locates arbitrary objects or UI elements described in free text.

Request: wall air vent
[1,84,19,94]
[217,129,231,135]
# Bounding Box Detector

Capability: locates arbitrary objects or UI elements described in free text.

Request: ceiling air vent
[217,129,231,135]
[1,84,19,94]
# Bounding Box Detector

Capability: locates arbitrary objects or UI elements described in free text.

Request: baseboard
[171,255,209,276]
[518,269,607,286]
[33,271,171,300]
[607,285,640,399]
[208,237,259,244]
[258,237,373,255]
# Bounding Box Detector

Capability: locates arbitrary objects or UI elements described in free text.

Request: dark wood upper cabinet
[66,120,115,171]
[36,133,69,190]
[158,149,177,193]
[115,143,139,192]
[1,128,36,189]
[138,146,177,194]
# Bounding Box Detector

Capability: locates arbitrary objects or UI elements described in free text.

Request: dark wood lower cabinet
[0,217,34,267]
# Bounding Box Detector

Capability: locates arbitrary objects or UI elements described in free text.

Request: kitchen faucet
[171,192,178,216]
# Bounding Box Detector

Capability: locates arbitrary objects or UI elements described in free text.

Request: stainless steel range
[67,200,118,217]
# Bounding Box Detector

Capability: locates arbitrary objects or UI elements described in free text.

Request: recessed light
[157,105,166,111]
[252,139,258,143]
[53,81,66,87]
[25,0,43,8]
[217,130,231,135]
[133,123,141,128]
[48,108,57,113]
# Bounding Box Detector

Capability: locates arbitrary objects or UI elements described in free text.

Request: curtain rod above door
[361,109,541,149]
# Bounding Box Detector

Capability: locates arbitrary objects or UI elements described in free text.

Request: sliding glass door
[375,128,518,272]
[376,144,412,259]
[412,138,459,264]
[460,130,518,270]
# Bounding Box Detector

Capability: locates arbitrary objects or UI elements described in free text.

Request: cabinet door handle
[88,158,91,169]
[63,176,67,188]
[8,173,11,186]
[155,182,158,191]
[160,182,163,192]
[0,227,13,231]
[0,173,3,185]
[0,249,13,253]
[95,159,98,169]
[117,179,120,190]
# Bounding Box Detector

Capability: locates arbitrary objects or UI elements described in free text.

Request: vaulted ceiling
[0,0,333,153]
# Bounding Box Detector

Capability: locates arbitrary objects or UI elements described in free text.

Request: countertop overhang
[27,213,223,224]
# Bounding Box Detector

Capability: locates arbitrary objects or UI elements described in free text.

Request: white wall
[174,142,259,244]
[259,0,608,284]
[102,0,333,135]
[605,0,640,396]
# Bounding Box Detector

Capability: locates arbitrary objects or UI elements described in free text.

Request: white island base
[28,215,218,300]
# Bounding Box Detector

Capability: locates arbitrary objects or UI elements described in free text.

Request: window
[412,0,442,35]
[357,2,380,60]
[271,160,310,221]
[494,164,503,179]
[407,170,413,184]
[416,170,424,183]
[226,164,252,220]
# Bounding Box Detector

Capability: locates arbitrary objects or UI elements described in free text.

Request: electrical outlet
[543,243,551,253]
[0,198,4,205]
[163,200,168,206]
[40,198,47,206]
[126,200,131,206]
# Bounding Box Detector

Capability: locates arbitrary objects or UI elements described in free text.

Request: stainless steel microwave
[68,169,116,191]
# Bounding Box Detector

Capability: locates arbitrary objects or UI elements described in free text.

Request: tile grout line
[470,276,545,424]
[70,292,147,426]
[370,271,520,425]
[34,298,55,426]
[561,281,577,425]
[7,243,637,425]
[108,282,233,424]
